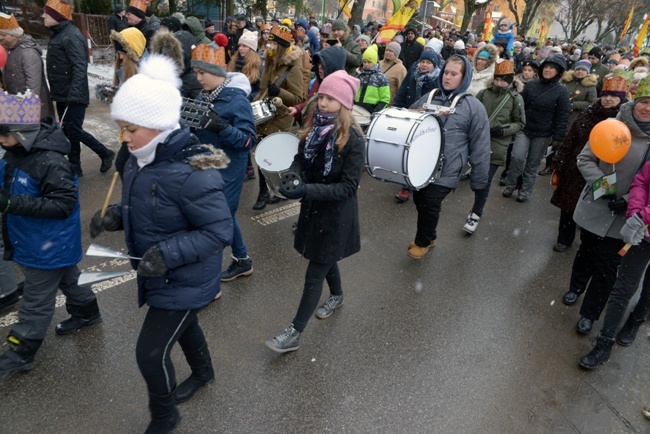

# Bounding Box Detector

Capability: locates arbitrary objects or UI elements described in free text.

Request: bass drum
[365,107,444,189]
[254,132,299,199]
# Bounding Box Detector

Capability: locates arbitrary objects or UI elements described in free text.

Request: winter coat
[399,38,424,71]
[0,118,81,269]
[440,44,455,61]
[573,101,650,239]
[411,55,491,191]
[560,70,598,129]
[551,99,623,214]
[589,61,609,95]
[151,31,202,99]
[379,57,407,105]
[519,76,570,141]
[289,126,365,263]
[184,16,211,45]
[339,34,362,75]
[627,160,650,242]
[4,34,54,119]
[256,46,305,136]
[491,30,514,52]
[467,44,499,97]
[475,78,526,166]
[108,12,126,33]
[147,15,161,32]
[120,127,233,310]
[355,66,391,113]
[45,20,90,105]
[193,73,257,213]
[394,62,439,109]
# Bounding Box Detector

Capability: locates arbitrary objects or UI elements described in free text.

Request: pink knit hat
[318,70,360,110]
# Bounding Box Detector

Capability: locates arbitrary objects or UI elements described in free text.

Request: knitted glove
[89,206,123,238]
[200,110,228,134]
[137,245,168,277]
[607,197,627,215]
[267,81,280,97]
[620,213,645,246]
[489,125,504,137]
[0,189,10,213]
[279,184,307,200]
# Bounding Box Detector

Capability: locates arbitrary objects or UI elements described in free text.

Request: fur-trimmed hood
[150,30,185,73]
[561,70,598,87]
[618,101,650,139]
[486,75,524,93]
[472,43,499,70]
[186,143,230,170]
[630,57,650,72]
[110,29,146,63]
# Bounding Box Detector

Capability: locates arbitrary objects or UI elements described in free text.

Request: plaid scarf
[304,108,337,177]
[200,76,232,104]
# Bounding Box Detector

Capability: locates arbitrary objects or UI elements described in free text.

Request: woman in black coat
[266,70,365,353]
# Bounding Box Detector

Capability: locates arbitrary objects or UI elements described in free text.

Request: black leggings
[136,308,205,395]
[292,261,342,332]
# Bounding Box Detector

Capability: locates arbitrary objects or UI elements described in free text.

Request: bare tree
[506,0,550,38]
[555,0,608,41]
[460,0,488,33]
[349,0,367,27]
[594,0,650,43]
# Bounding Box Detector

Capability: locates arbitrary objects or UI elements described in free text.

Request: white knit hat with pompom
[111,54,182,131]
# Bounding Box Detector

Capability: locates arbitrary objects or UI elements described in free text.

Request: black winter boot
[252,191,269,210]
[579,337,615,369]
[616,314,644,347]
[55,299,102,335]
[145,391,181,434]
[0,335,42,379]
[175,343,215,404]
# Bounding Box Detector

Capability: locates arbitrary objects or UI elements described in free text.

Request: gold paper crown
[0,91,41,125]
[636,75,650,99]
[602,75,629,93]
[494,59,514,75]
[269,25,293,44]
[0,13,20,31]
[191,44,226,67]
[129,0,149,13]
[612,69,634,83]
[44,0,73,21]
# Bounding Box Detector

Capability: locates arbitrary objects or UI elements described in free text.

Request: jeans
[574,229,625,320]
[292,261,342,332]
[56,102,111,168]
[471,164,499,217]
[11,265,96,341]
[136,307,207,395]
[557,210,577,247]
[505,132,552,199]
[412,184,452,247]
[600,240,650,339]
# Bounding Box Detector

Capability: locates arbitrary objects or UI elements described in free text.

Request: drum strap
[487,93,512,124]
[423,89,468,118]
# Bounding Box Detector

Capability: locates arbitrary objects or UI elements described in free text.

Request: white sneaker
[463,213,481,234]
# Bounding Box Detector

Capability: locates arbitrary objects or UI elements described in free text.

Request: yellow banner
[340,0,354,18]
[634,14,650,56]
[381,0,423,32]
[620,5,635,41]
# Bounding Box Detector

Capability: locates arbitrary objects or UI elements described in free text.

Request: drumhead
[407,114,442,187]
[353,105,372,126]
[254,132,299,173]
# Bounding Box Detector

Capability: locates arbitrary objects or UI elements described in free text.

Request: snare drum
[365,107,444,189]
[254,132,299,198]
[352,105,372,127]
[251,100,277,125]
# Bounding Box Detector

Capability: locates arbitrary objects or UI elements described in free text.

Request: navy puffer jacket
[121,127,233,310]
[45,21,89,105]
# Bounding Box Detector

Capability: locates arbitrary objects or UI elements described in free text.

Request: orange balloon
[589,119,632,164]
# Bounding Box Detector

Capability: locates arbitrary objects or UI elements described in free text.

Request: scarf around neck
[304,108,337,176]
[415,66,440,100]
[200,76,232,103]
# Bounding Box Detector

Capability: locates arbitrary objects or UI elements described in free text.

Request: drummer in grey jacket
[406,54,491,259]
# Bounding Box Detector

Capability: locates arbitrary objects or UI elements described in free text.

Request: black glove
[89,205,123,238]
[601,194,616,201]
[200,110,228,134]
[267,81,280,97]
[608,197,628,214]
[279,184,307,200]
[137,245,168,277]
[489,125,504,137]
[0,188,10,213]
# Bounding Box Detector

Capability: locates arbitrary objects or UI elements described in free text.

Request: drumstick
[101,172,120,219]
[619,225,648,256]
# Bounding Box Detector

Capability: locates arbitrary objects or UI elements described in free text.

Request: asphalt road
[0,87,648,434]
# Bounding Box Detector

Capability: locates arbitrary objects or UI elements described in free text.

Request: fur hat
[238,28,258,51]
[318,70,360,110]
[0,13,23,37]
[111,54,182,131]
[574,59,592,72]
[191,44,227,77]
[43,0,73,22]
[386,41,401,56]
[269,25,292,48]
[111,28,146,63]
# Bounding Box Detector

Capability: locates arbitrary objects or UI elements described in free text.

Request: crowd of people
[0,0,650,430]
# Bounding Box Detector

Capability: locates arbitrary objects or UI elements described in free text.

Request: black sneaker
[0,288,22,313]
[0,349,35,379]
[221,257,253,282]
[55,313,102,335]
[100,150,116,173]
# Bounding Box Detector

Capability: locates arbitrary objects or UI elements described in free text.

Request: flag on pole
[481,6,492,41]
[620,4,635,41]
[380,0,423,39]
[539,19,548,41]
[634,14,650,56]
[339,0,354,18]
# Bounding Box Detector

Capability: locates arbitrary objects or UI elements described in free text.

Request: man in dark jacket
[440,36,456,61]
[331,19,362,75]
[42,0,115,176]
[503,53,570,202]
[125,0,156,47]
[108,5,126,33]
[588,46,610,96]
[0,91,100,379]
[399,26,423,70]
